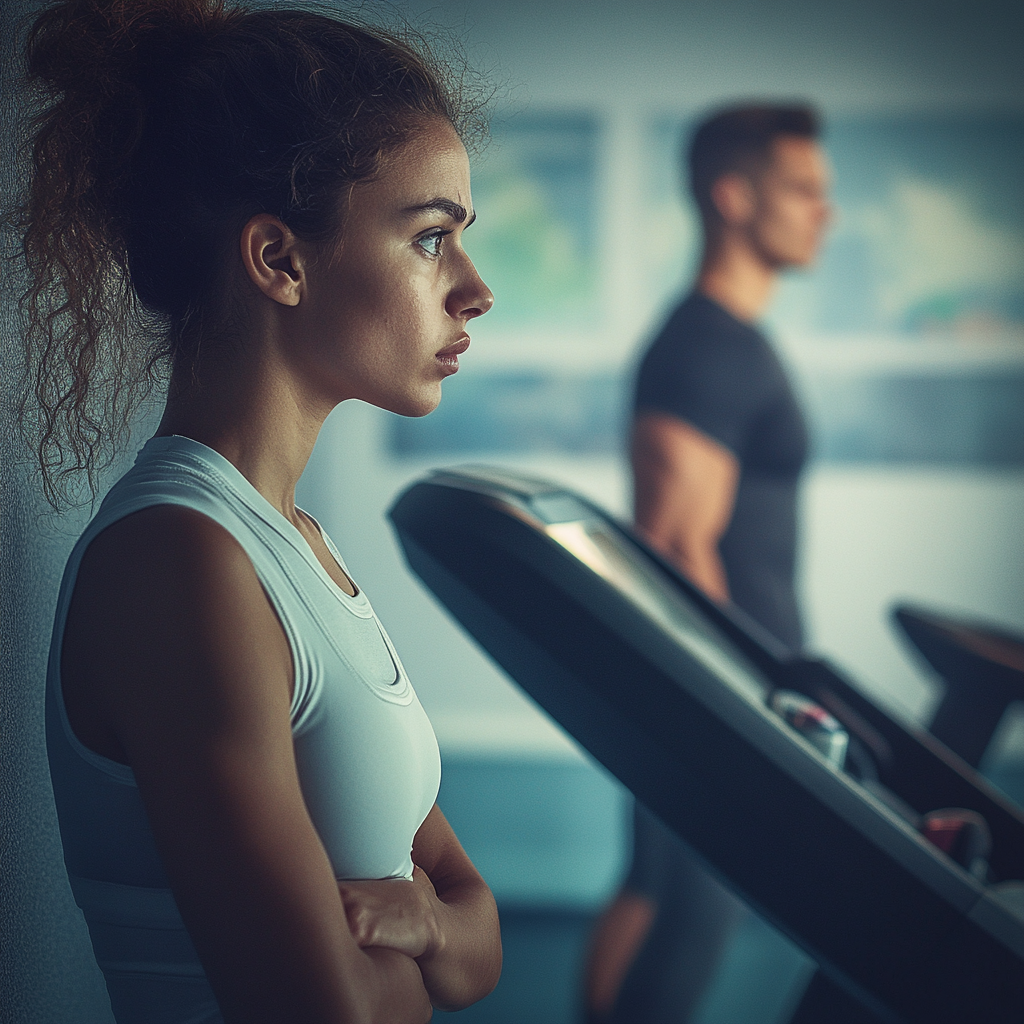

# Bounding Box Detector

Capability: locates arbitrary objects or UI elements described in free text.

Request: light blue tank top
[46,436,442,1024]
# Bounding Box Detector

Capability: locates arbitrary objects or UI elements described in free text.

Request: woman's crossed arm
[338,805,502,1011]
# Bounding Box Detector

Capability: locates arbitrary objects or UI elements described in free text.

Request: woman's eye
[416,231,448,258]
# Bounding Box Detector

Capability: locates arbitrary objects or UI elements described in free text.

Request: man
[585,104,831,1024]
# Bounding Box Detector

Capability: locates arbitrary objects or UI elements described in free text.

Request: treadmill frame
[390,468,1024,1024]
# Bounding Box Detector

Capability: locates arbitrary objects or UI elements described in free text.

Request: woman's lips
[436,336,470,375]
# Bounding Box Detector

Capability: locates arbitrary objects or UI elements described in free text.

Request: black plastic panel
[389,467,1024,1023]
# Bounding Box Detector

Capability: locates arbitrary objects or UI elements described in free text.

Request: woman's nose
[449,259,494,321]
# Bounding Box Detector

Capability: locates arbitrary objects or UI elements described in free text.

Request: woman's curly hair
[13,0,486,507]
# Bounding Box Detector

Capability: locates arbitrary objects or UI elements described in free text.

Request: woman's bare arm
[338,805,501,1010]
[62,505,432,1024]
[412,805,502,1009]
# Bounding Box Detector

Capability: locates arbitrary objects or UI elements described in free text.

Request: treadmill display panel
[543,518,770,709]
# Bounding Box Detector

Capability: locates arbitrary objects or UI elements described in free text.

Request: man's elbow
[658,538,730,604]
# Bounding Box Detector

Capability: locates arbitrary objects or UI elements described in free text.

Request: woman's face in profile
[297,118,494,418]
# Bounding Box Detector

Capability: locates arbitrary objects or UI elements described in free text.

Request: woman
[18,1,499,1021]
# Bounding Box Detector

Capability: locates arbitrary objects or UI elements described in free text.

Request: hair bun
[27,0,228,101]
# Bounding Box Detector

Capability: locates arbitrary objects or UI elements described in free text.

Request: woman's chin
[387,388,443,419]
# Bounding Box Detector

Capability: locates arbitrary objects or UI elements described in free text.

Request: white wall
[800,467,1024,722]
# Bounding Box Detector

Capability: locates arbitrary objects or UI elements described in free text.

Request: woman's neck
[157,349,327,522]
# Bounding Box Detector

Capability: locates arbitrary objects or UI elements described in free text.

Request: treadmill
[389,466,1024,1024]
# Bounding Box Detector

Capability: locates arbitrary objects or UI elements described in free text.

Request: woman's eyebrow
[403,197,475,226]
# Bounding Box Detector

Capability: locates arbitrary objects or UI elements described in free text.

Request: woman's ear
[710,173,756,228]
[239,214,305,307]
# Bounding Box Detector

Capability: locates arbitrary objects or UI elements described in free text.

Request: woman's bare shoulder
[85,502,247,571]
[75,503,271,625]
[63,502,293,762]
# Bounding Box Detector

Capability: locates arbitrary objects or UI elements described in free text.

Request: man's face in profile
[748,136,832,270]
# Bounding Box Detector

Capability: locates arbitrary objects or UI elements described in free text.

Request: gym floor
[437,757,814,1024]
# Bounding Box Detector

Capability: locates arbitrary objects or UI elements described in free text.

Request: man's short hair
[688,104,821,225]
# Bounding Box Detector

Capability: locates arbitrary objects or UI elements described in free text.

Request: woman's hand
[338,866,443,960]
[339,806,502,1011]
[339,809,501,1012]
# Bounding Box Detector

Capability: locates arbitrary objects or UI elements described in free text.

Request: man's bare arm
[630,411,740,603]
